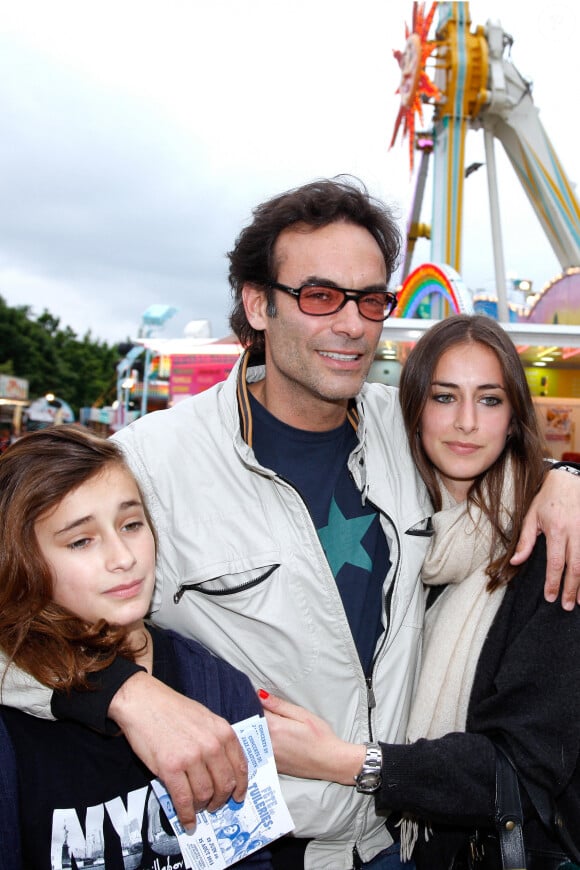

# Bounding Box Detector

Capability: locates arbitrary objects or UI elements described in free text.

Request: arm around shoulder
[0,653,54,720]
[109,670,249,830]
[513,465,580,608]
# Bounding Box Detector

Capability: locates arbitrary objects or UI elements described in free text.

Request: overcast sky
[0,1,577,344]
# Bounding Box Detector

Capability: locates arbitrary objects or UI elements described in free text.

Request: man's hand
[109,672,248,829]
[511,468,580,609]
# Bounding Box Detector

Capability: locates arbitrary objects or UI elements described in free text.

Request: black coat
[375,537,580,865]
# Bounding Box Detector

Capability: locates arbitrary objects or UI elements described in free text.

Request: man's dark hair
[228,176,401,352]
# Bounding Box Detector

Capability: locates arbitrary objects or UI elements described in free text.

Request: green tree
[0,295,119,415]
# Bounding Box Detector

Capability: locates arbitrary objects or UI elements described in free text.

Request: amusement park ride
[388,1,580,331]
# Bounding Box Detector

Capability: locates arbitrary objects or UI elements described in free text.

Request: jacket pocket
[173,563,279,602]
[168,552,324,687]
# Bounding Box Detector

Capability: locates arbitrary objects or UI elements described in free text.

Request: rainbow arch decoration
[394,262,473,318]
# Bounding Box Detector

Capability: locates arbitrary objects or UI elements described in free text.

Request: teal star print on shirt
[318,497,374,576]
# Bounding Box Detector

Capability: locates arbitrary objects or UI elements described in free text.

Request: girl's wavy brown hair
[399,315,549,590]
[0,425,156,692]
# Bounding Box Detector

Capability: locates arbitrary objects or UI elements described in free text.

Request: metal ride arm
[402,137,433,281]
[472,20,580,270]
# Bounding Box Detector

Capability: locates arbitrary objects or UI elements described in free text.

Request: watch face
[356,772,381,793]
[356,743,383,793]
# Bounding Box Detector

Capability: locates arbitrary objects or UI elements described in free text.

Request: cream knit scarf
[400,472,514,860]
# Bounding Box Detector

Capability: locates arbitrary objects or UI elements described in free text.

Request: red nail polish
[258,688,269,699]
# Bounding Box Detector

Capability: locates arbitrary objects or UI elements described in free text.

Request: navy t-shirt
[250,394,390,675]
[0,627,269,870]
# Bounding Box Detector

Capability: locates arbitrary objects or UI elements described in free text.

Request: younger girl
[0,426,271,870]
[261,315,580,867]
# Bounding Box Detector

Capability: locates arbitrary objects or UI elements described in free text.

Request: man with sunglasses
[4,178,580,870]
[124,182,424,869]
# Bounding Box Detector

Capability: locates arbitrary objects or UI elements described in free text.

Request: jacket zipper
[172,565,278,604]
[364,502,401,741]
[271,476,403,745]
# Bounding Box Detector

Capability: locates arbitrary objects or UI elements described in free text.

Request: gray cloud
[0,0,577,343]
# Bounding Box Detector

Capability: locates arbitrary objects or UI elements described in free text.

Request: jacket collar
[236,350,359,448]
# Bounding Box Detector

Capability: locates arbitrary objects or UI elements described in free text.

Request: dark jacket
[375,536,580,865]
[0,627,272,870]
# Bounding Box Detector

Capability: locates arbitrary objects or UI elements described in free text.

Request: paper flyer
[151,715,294,868]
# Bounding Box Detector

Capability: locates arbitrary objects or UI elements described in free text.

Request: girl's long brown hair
[399,315,549,589]
[0,425,156,692]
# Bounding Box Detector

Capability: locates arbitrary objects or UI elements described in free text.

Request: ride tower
[391,1,580,322]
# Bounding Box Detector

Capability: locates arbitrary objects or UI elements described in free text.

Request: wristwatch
[354,742,383,794]
[553,463,580,476]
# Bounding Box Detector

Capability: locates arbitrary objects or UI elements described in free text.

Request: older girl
[0,426,271,870]
[261,315,580,868]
